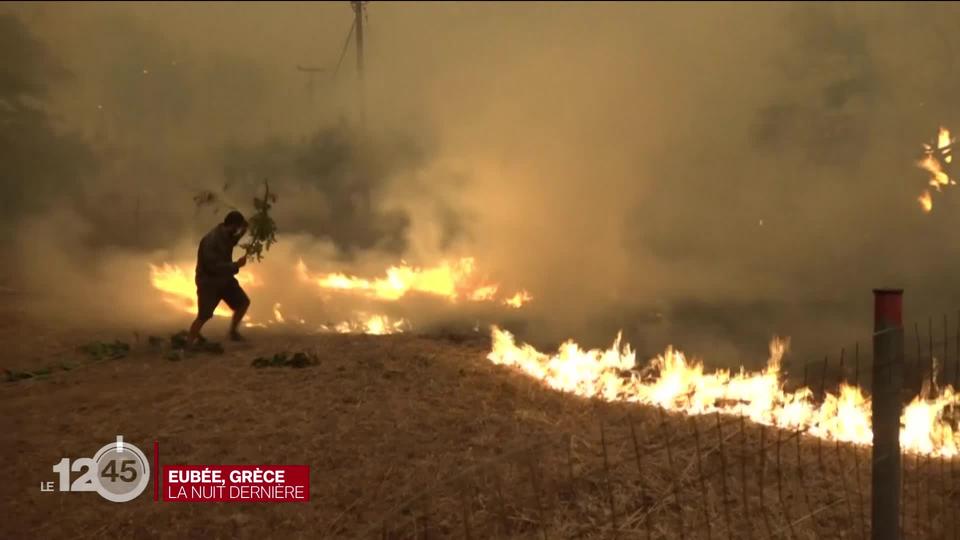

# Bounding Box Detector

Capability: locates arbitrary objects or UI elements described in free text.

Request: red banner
[162,465,309,502]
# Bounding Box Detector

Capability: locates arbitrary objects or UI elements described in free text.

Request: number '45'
[102,459,138,483]
[52,458,137,491]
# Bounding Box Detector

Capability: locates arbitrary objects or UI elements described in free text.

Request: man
[187,210,250,347]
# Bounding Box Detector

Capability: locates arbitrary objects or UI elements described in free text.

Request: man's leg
[187,316,211,346]
[229,305,248,339]
[224,280,250,340]
[189,283,219,346]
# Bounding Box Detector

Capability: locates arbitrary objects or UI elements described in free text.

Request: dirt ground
[1,288,957,539]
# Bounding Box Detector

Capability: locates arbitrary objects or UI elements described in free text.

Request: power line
[333,18,356,81]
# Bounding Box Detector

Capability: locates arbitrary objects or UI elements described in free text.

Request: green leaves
[4,362,77,382]
[193,190,219,208]
[194,178,278,262]
[239,179,278,263]
[251,351,318,369]
[169,330,224,355]
[78,340,130,361]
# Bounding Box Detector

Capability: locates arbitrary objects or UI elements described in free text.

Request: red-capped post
[872,289,903,540]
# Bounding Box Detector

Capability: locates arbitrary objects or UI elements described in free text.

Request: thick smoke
[0,14,96,230]
[7,3,960,368]
[220,124,427,258]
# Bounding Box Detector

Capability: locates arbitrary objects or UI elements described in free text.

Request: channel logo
[41,436,150,503]
[39,436,310,504]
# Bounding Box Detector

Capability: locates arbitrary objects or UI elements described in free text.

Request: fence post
[872,289,904,540]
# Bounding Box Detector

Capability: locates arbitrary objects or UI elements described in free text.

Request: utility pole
[296,65,328,107]
[351,0,367,127]
[295,2,367,128]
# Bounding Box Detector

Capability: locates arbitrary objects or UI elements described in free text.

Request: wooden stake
[925,453,932,538]
[690,416,712,540]
[661,407,685,539]
[899,452,906,539]
[818,356,828,470]
[740,414,753,540]
[952,451,957,540]
[776,429,797,539]
[600,420,618,538]
[915,452,921,538]
[716,412,733,538]
[853,444,866,539]
[794,426,819,538]
[628,414,652,540]
[758,424,775,538]
[835,438,855,534]
[939,444,946,540]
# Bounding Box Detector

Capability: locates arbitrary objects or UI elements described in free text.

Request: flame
[154,254,527,335]
[315,257,489,300]
[150,263,404,335]
[300,257,512,303]
[901,385,957,455]
[487,326,960,457]
[503,290,533,308]
[149,263,257,318]
[360,314,408,335]
[920,155,950,191]
[470,285,500,301]
[917,126,956,213]
[318,313,408,335]
[938,126,952,151]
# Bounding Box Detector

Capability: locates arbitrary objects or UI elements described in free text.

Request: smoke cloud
[6,2,960,368]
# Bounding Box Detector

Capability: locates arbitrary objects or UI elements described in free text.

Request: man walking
[187,210,251,346]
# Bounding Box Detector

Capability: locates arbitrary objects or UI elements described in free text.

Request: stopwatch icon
[90,437,151,503]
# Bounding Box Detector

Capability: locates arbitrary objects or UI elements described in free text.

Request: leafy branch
[239,179,278,262]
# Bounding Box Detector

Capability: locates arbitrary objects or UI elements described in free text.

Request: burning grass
[149,255,528,336]
[0,301,957,538]
[488,326,960,458]
[354,352,957,539]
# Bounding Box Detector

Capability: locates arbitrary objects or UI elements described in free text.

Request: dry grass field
[1,288,956,539]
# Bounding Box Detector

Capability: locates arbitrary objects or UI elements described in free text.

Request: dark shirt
[195,224,240,287]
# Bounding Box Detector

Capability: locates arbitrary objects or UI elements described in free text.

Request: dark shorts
[197,278,250,320]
